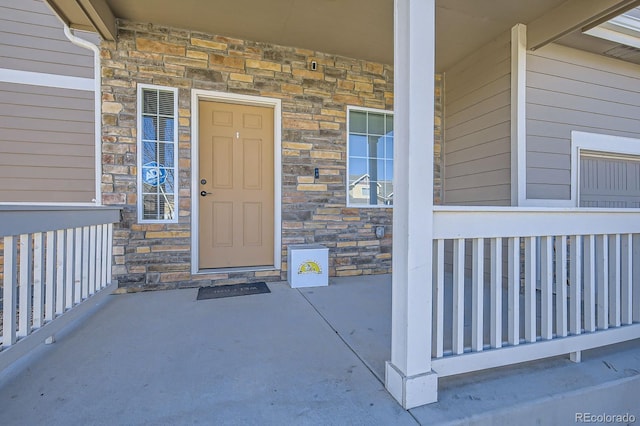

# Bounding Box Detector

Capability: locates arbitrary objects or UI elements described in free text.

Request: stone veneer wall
[100,21,442,290]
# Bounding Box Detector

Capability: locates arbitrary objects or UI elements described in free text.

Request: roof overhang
[45,0,117,40]
[44,0,640,71]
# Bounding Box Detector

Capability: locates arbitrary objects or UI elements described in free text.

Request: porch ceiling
[45,0,640,71]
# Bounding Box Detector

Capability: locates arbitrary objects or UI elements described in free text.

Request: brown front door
[198,100,274,269]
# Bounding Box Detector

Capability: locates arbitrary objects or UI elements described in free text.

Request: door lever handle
[200,191,212,197]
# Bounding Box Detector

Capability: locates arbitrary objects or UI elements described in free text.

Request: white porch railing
[0,205,120,358]
[431,206,640,377]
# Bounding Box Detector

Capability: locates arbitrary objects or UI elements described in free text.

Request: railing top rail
[434,205,640,214]
[433,206,640,239]
[0,205,121,237]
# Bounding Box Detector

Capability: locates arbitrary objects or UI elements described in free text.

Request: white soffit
[584,8,640,49]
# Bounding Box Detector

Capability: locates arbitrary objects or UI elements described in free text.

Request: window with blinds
[137,85,178,222]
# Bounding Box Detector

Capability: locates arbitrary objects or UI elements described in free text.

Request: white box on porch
[287,244,329,288]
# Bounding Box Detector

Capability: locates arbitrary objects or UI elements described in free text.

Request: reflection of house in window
[348,174,394,205]
[347,107,394,207]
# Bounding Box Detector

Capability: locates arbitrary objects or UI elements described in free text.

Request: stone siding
[100,21,442,290]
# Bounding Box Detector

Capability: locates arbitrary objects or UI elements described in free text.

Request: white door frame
[190,89,282,273]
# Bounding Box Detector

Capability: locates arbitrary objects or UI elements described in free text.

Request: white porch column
[385,0,437,409]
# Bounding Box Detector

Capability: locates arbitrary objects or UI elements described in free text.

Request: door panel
[212,136,233,188]
[212,202,233,247]
[199,100,274,268]
[243,138,263,190]
[243,202,263,246]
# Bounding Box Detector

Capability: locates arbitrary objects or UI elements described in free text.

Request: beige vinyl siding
[0,0,96,78]
[0,82,95,202]
[526,43,640,200]
[444,32,511,206]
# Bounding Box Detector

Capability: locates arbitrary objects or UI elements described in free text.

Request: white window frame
[346,105,394,208]
[136,84,179,223]
[571,131,640,207]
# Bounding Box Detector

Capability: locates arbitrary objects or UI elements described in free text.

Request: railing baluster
[508,237,520,346]
[584,235,596,332]
[569,235,582,336]
[101,224,109,287]
[55,229,65,315]
[432,239,444,358]
[74,227,83,305]
[540,236,553,340]
[18,234,33,338]
[621,234,632,325]
[524,237,536,343]
[65,228,75,310]
[3,236,18,347]
[107,223,113,284]
[96,224,103,289]
[490,237,502,349]
[45,231,56,322]
[596,235,609,330]
[89,225,97,295]
[633,235,640,323]
[472,238,484,352]
[453,238,465,355]
[609,234,621,327]
[33,232,45,329]
[82,226,90,300]
[555,235,568,337]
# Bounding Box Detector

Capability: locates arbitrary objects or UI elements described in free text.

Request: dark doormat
[196,282,271,301]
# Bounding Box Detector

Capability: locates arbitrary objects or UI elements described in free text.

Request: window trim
[136,84,179,223]
[346,105,394,208]
[571,131,640,207]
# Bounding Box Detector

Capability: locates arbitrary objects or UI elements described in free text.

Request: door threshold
[196,265,277,275]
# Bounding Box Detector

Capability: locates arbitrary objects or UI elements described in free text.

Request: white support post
[511,24,527,206]
[385,0,438,409]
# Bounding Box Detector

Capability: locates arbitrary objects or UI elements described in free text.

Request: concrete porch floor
[0,274,638,425]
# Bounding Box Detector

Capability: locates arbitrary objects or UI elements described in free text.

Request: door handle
[200,191,212,197]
